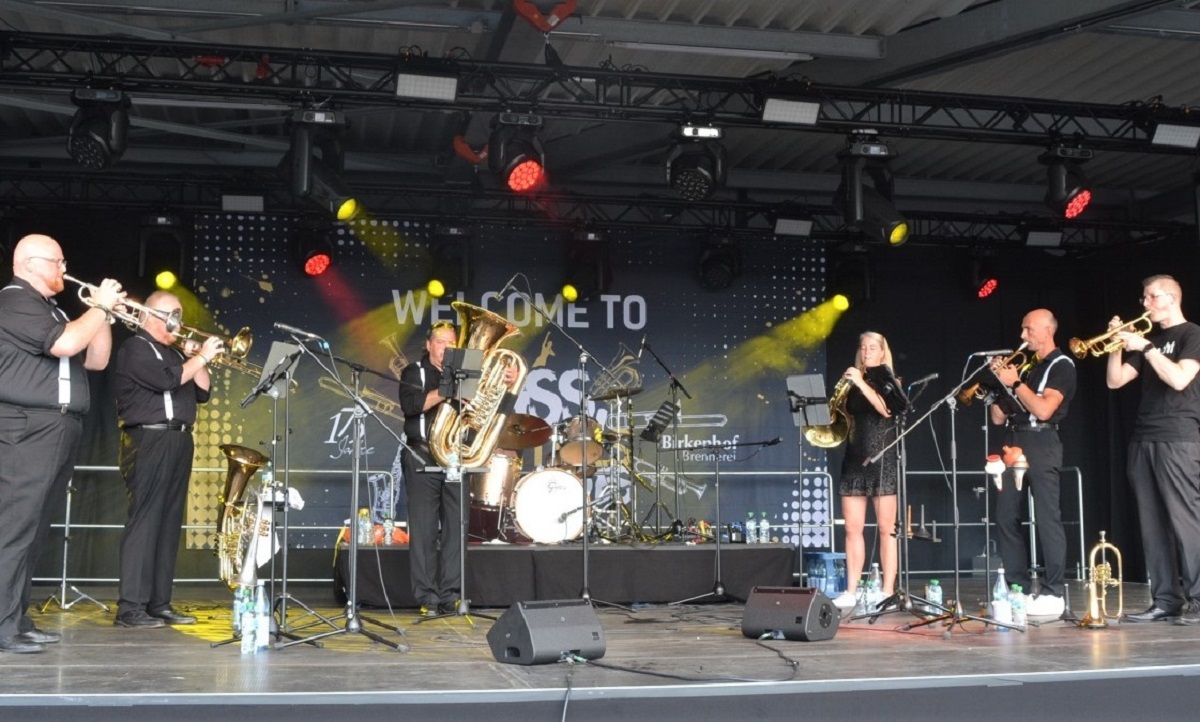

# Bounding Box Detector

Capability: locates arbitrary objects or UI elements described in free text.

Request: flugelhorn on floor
[1069,312,1152,359]
[63,274,181,332]
[1080,530,1122,629]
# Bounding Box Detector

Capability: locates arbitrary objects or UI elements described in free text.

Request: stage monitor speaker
[741,586,840,642]
[487,599,606,665]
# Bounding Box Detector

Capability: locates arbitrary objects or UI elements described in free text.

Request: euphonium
[802,377,852,449]
[428,302,529,468]
[1080,530,1123,629]
[957,343,1029,406]
[1069,312,1152,359]
[216,444,270,589]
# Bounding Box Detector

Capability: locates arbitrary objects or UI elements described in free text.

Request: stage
[3,561,1199,721]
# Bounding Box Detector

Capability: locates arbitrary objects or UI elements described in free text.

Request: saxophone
[428,302,529,468]
[216,444,270,589]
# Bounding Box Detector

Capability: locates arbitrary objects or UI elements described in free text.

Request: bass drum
[511,468,584,544]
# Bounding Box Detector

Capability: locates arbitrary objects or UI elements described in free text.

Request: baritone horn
[1069,312,1152,359]
[1080,530,1123,629]
[62,274,181,332]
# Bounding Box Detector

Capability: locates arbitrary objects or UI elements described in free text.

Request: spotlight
[697,239,740,292]
[428,227,472,297]
[138,214,186,294]
[283,110,361,220]
[1042,146,1093,220]
[562,231,611,302]
[295,222,336,277]
[666,130,727,202]
[833,133,908,246]
[969,255,999,299]
[489,114,546,193]
[67,88,129,170]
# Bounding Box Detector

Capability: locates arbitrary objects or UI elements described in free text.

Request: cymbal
[496,414,553,450]
[592,385,643,402]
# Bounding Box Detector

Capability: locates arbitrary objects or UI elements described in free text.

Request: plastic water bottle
[867,562,883,610]
[1010,584,1027,628]
[231,586,245,634]
[853,577,868,615]
[254,581,271,651]
[356,508,372,546]
[992,567,1012,630]
[445,450,461,483]
[758,511,771,544]
[238,587,257,654]
[926,579,943,612]
[382,515,394,546]
[745,512,757,544]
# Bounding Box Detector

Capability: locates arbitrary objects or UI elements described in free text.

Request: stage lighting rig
[282,109,361,221]
[295,220,336,277]
[833,131,909,247]
[489,113,546,193]
[1041,145,1093,220]
[666,126,727,202]
[67,88,130,170]
[697,238,740,291]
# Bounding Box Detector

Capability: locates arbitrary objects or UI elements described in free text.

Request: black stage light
[295,222,336,277]
[489,114,546,193]
[969,255,999,299]
[562,231,611,303]
[428,227,472,298]
[283,110,361,221]
[833,133,908,246]
[697,240,740,291]
[666,137,727,202]
[1042,146,1093,220]
[67,88,129,170]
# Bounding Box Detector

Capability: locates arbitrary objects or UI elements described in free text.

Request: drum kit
[467,404,649,545]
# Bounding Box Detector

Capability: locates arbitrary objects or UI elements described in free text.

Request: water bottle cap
[930,579,939,584]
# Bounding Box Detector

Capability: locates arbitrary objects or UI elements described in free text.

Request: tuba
[428,302,529,468]
[1080,531,1123,629]
[216,444,270,589]
[802,377,852,448]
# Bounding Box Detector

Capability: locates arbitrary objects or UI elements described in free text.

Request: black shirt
[114,330,210,427]
[1127,321,1200,442]
[0,277,90,413]
[1010,348,1076,426]
[398,354,444,444]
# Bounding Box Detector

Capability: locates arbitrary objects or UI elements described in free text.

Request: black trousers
[0,406,81,638]
[1127,440,1200,610]
[117,427,194,616]
[402,446,461,608]
[994,429,1067,597]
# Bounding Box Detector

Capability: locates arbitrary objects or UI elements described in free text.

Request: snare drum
[558,415,604,466]
[511,469,584,544]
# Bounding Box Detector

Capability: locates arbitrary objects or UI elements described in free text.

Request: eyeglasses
[27,256,67,270]
[1141,292,1172,304]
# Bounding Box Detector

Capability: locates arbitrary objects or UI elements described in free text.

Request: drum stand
[40,477,108,613]
[279,356,409,651]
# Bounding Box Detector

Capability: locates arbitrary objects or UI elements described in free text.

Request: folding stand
[40,476,108,613]
[277,343,408,651]
[414,346,497,625]
[639,399,679,534]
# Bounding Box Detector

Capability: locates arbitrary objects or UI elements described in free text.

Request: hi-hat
[496,414,553,450]
[592,385,643,402]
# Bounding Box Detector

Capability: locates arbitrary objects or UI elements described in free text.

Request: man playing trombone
[989,309,1076,618]
[1106,275,1200,625]
[0,234,125,654]
[113,291,224,628]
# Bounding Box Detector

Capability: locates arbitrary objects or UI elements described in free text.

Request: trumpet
[63,274,181,333]
[1069,312,1152,359]
[172,325,262,377]
[957,343,1029,406]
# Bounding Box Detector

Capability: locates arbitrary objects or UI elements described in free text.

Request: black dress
[838,366,906,497]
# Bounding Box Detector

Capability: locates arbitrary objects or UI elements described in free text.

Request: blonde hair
[856,331,895,371]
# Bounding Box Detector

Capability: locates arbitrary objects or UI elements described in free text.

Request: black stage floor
[3,566,1199,721]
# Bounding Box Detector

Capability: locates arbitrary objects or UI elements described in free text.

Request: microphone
[970,349,1012,357]
[765,436,781,446]
[496,273,520,298]
[274,321,323,342]
[907,372,939,388]
[637,333,647,360]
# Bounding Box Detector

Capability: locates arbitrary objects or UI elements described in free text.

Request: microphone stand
[873,373,1023,636]
[671,437,779,605]
[277,340,410,651]
[506,285,627,611]
[641,341,691,527]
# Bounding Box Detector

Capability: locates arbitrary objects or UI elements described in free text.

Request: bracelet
[198,355,210,366]
[1144,342,1158,354]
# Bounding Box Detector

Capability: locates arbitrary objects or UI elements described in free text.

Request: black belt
[1008,423,1058,433]
[127,422,192,432]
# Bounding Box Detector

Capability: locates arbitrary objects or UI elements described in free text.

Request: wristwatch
[1011,380,1023,392]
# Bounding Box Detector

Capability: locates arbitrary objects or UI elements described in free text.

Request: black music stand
[415,347,496,625]
[639,399,679,532]
[786,374,832,428]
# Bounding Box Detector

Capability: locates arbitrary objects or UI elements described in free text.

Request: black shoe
[149,608,196,625]
[437,600,460,615]
[1124,605,1177,623]
[0,634,44,654]
[113,610,167,628]
[18,628,61,644]
[1174,600,1200,626]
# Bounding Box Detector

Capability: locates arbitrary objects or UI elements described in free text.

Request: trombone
[1069,312,1152,359]
[172,325,263,377]
[63,274,181,333]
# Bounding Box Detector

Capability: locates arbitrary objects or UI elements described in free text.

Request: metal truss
[0,31,1191,154]
[0,169,1187,250]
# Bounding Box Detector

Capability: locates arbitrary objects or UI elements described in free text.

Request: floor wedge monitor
[741,586,840,642]
[487,599,606,665]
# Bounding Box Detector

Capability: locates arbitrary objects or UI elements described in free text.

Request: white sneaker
[831,591,857,609]
[1025,593,1065,617]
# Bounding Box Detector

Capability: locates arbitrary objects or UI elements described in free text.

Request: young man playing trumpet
[1107,275,1200,625]
[113,291,224,628]
[990,309,1076,618]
